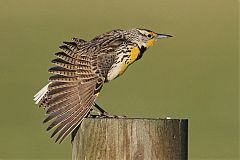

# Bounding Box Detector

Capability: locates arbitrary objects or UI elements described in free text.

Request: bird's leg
[93,103,126,118]
[87,104,108,118]
[87,108,102,118]
[93,103,106,115]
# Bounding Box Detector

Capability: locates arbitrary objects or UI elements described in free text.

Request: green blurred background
[0,0,238,159]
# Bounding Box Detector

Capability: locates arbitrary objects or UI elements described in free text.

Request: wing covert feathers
[33,38,102,143]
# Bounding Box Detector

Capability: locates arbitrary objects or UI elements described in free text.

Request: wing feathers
[48,81,96,139]
[43,99,80,123]
[50,104,82,138]
[46,103,80,131]
[34,82,51,104]
[49,75,79,82]
[47,91,79,105]
[48,82,77,90]
[59,45,79,58]
[55,96,95,143]
[55,52,78,64]
[52,58,78,70]
[72,37,86,45]
[46,96,79,114]
[62,42,78,51]
[34,37,105,143]
[57,98,94,143]
[47,86,77,97]
[49,66,77,77]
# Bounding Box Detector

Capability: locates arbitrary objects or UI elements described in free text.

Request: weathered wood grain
[72,118,188,160]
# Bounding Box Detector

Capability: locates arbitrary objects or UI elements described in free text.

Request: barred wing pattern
[35,38,102,143]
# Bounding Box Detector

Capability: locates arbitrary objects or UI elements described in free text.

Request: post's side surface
[72,118,188,160]
[180,119,188,159]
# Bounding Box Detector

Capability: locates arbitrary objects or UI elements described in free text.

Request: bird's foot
[87,108,102,118]
[92,102,127,118]
[88,112,127,118]
[100,111,127,118]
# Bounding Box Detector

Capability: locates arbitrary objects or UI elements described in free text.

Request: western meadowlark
[33,28,171,143]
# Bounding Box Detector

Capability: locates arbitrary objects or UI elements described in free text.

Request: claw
[93,103,127,118]
[101,111,126,118]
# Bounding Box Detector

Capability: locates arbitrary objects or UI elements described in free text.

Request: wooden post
[72,118,188,160]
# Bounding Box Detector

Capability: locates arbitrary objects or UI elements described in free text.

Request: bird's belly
[107,62,128,81]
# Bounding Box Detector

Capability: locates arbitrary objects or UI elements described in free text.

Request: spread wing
[34,38,103,143]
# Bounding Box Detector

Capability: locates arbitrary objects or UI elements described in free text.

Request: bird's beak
[156,33,172,39]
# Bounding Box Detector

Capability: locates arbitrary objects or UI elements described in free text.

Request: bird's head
[125,28,172,50]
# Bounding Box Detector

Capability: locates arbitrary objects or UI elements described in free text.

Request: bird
[33,28,172,143]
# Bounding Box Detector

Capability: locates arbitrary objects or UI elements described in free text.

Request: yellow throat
[119,39,156,76]
[146,39,156,48]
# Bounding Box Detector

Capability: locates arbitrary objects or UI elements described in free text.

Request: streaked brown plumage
[34,28,171,143]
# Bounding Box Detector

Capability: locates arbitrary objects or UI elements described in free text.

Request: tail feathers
[34,82,51,104]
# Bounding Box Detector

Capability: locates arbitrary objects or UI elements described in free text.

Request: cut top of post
[72,118,188,160]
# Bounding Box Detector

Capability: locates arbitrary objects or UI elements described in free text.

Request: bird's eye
[147,34,152,38]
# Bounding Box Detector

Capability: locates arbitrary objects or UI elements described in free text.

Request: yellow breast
[119,47,140,75]
[128,47,140,64]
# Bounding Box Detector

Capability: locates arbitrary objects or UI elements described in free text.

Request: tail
[33,82,51,104]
